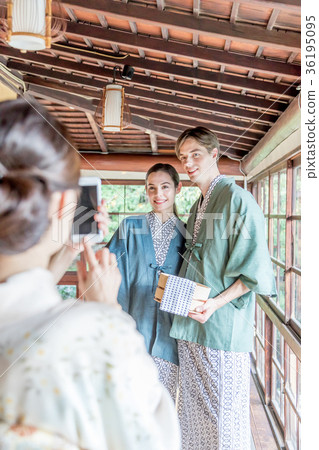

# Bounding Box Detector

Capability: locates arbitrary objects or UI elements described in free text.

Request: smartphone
[72,177,103,244]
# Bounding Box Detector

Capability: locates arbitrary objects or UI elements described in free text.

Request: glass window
[256,340,265,387]
[287,348,297,403]
[271,363,285,422]
[279,170,287,215]
[252,159,301,450]
[256,305,265,342]
[293,165,301,215]
[176,186,200,220]
[286,400,298,450]
[278,267,285,311]
[271,173,278,213]
[273,326,284,369]
[279,219,286,263]
[272,219,278,259]
[293,220,301,269]
[264,176,269,215]
[291,273,301,323]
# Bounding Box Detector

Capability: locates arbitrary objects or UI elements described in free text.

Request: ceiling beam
[129,107,260,143]
[62,0,300,51]
[23,75,269,134]
[85,112,108,153]
[130,115,179,140]
[19,67,279,123]
[50,43,297,98]
[146,119,254,152]
[63,22,301,78]
[25,82,178,141]
[2,48,287,112]
[126,98,268,134]
[27,84,96,113]
[149,132,158,153]
[78,153,242,176]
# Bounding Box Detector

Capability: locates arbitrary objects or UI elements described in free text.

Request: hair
[0,99,81,255]
[145,163,180,217]
[175,126,220,159]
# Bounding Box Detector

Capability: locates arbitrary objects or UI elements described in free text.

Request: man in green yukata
[170,127,277,450]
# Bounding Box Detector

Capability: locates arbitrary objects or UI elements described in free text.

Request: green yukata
[170,176,277,351]
[170,176,277,450]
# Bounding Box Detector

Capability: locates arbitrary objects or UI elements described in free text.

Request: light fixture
[4,0,65,51]
[94,65,134,133]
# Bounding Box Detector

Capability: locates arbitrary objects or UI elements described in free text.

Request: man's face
[178,137,218,186]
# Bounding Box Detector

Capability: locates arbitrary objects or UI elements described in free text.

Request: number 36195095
[306,16,316,75]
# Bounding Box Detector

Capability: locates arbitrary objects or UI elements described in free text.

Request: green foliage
[57,285,76,300]
[175,187,200,219]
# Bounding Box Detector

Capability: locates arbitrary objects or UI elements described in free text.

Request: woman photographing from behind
[0,100,180,450]
[107,163,185,402]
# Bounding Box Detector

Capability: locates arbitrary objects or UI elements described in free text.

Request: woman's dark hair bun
[0,99,80,255]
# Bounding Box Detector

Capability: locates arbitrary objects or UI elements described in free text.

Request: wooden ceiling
[0,0,301,170]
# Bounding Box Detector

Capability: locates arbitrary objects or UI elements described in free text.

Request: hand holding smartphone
[72,177,103,244]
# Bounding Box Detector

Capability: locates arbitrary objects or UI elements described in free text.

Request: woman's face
[146,171,179,215]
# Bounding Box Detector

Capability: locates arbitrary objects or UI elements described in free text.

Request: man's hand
[188,297,222,323]
[188,279,250,324]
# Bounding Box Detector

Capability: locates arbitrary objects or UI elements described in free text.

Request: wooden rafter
[85,112,108,153]
[149,132,158,153]
[232,0,300,12]
[19,66,279,123]
[267,9,281,30]
[129,107,260,143]
[48,43,298,98]
[62,0,300,51]
[3,52,289,113]
[62,22,301,78]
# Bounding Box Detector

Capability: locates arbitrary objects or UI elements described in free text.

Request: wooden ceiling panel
[199,0,233,18]
[167,29,194,43]
[0,0,300,171]
[164,0,193,12]
[236,3,271,25]
[275,11,301,31]
[102,16,132,32]
[261,47,293,60]
[167,55,196,65]
[65,8,101,25]
[197,35,229,50]
[136,23,165,37]
[229,41,261,56]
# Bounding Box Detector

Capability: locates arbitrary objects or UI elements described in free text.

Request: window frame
[251,154,301,450]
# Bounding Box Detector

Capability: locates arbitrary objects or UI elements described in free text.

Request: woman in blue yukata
[107,163,186,401]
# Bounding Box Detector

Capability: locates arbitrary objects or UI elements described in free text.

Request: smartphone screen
[72,185,99,236]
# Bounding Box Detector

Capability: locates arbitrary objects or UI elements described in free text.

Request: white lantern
[102,84,124,132]
[5,0,65,51]
[7,0,49,51]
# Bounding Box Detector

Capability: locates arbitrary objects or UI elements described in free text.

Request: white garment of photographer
[0,268,181,450]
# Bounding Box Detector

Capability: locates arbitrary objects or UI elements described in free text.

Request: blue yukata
[107,213,185,400]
